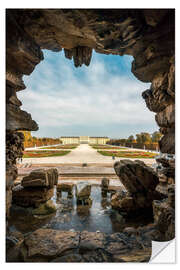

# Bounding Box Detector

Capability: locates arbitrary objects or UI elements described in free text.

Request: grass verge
[90,144,126,150]
[98,150,157,159]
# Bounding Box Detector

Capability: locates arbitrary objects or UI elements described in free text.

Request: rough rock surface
[114,160,159,193]
[32,199,57,215]
[20,229,79,262]
[6,131,24,168]
[159,129,175,154]
[6,231,24,262]
[6,130,24,216]
[21,168,58,188]
[64,46,92,67]
[75,182,91,200]
[113,160,164,213]
[111,190,128,209]
[18,228,152,262]
[156,156,175,175]
[6,103,38,131]
[155,104,175,129]
[57,182,74,198]
[153,184,175,241]
[101,177,110,197]
[12,185,54,207]
[12,168,58,207]
[155,156,175,195]
[101,177,110,189]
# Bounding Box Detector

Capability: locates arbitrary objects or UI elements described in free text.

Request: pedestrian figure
[112,154,115,160]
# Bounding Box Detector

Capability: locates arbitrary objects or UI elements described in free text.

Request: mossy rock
[32,200,57,215]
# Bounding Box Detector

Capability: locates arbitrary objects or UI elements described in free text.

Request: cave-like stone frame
[6,9,175,239]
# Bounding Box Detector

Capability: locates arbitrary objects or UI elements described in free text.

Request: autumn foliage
[106,131,162,151]
[20,131,62,148]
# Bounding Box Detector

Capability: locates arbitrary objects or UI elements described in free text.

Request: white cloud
[17,51,156,137]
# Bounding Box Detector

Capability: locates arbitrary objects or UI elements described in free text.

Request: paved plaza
[22,144,155,166]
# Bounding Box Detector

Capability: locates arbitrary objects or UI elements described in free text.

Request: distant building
[60,136,109,145]
[60,136,79,144]
[89,137,109,145]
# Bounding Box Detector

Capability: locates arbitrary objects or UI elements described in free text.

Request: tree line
[21,131,62,148]
[107,131,162,151]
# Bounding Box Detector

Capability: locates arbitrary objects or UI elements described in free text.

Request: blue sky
[17,49,158,139]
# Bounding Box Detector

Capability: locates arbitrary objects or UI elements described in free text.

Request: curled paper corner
[150,239,175,263]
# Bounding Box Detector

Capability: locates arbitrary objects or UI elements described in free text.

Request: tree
[141,132,152,144]
[127,135,134,143]
[42,138,47,145]
[136,134,142,144]
[151,131,162,142]
[136,133,151,144]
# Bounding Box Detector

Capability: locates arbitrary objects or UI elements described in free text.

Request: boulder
[113,160,164,213]
[114,160,159,193]
[12,185,54,207]
[101,178,109,190]
[77,203,92,215]
[57,182,74,198]
[101,178,110,197]
[75,182,91,200]
[21,168,58,188]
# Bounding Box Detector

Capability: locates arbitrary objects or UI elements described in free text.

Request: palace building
[60,136,109,145]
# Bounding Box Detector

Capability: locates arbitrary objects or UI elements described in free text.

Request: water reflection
[9,184,153,235]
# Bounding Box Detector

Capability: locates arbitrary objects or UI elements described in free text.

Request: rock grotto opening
[6,9,175,263]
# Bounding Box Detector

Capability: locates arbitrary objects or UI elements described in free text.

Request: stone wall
[6,9,175,218]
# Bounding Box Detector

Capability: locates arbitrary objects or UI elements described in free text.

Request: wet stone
[75,182,91,201]
[32,200,57,215]
[57,183,74,198]
[20,229,80,262]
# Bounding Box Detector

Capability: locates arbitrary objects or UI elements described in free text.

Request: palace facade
[60,136,109,145]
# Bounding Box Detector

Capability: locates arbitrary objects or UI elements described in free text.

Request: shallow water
[9,184,153,235]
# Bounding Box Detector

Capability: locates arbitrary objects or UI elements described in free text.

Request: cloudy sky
[17,49,158,139]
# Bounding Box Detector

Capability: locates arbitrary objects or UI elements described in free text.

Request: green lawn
[23,150,71,158]
[98,150,157,159]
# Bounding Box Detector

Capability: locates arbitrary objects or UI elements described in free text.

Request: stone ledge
[15,228,154,262]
